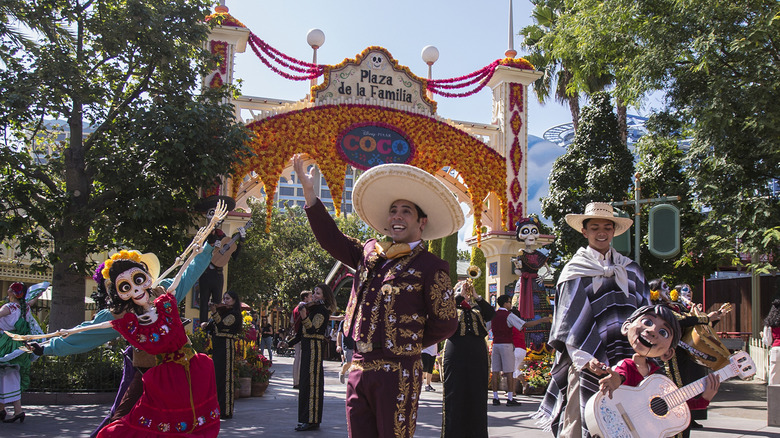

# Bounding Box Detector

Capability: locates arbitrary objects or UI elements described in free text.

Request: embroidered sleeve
[421,269,458,347]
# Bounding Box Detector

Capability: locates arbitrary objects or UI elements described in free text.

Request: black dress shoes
[3,411,25,423]
[295,422,320,431]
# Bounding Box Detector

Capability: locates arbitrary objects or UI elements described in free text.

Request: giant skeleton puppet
[194,196,246,324]
[512,217,550,320]
[11,201,230,437]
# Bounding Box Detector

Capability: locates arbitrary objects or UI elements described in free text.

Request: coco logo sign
[338,123,414,169]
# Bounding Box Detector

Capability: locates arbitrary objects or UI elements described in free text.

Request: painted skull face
[115,267,151,306]
[371,54,384,69]
[678,284,692,302]
[516,223,540,248]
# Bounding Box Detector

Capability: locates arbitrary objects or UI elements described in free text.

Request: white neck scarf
[557,247,633,296]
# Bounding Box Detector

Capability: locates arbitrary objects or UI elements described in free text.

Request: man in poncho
[535,202,650,437]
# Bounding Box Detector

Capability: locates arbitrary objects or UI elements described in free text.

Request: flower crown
[101,250,143,280]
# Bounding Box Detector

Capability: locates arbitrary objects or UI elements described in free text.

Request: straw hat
[564,202,633,236]
[352,164,464,241]
[139,253,160,280]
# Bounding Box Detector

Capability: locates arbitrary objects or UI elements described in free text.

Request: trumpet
[467,265,481,279]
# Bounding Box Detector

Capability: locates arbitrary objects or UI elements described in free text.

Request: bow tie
[375,242,412,260]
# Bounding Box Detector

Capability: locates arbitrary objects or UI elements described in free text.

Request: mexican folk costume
[297,301,331,426]
[98,293,219,437]
[441,294,495,438]
[536,247,649,437]
[0,285,44,404]
[305,199,457,438]
[206,303,242,419]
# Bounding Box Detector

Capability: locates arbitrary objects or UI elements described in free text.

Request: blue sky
[222,1,571,225]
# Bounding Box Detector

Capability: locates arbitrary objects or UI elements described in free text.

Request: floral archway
[232,104,508,240]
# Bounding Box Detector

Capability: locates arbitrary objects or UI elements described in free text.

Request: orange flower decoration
[232,104,509,242]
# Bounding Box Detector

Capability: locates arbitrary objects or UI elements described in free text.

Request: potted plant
[244,345,274,396]
[521,345,553,395]
[235,359,254,398]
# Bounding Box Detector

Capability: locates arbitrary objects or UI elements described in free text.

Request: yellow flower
[650,290,660,301]
[670,289,679,302]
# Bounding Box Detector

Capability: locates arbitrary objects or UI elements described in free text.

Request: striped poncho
[535,247,649,437]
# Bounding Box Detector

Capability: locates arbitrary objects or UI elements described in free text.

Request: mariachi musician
[194,195,246,323]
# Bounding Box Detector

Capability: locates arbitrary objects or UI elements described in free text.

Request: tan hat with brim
[140,253,160,281]
[565,202,633,236]
[352,164,464,241]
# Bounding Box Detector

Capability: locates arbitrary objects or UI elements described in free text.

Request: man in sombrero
[535,202,650,437]
[293,155,459,437]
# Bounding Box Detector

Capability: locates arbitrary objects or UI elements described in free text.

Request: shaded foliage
[0,1,251,329]
[541,92,634,270]
[227,200,379,315]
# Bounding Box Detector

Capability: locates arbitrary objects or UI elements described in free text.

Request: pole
[634,172,641,264]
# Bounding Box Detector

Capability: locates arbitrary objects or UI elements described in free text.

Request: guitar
[210,220,253,267]
[584,351,755,438]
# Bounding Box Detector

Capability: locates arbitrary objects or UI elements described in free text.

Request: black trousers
[199,268,223,323]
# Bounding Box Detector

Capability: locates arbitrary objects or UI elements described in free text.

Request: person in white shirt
[489,295,550,406]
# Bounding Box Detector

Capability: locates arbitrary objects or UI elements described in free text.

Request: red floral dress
[98,294,219,437]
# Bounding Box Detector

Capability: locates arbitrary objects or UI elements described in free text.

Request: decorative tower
[467,0,544,301]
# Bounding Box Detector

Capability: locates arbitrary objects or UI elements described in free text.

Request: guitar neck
[219,235,240,254]
[662,364,734,409]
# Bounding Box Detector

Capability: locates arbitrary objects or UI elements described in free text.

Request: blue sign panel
[338,123,414,170]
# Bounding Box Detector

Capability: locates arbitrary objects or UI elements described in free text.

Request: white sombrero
[564,202,633,236]
[352,164,464,241]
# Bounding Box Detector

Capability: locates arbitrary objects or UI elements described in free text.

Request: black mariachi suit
[442,296,495,438]
[298,302,331,425]
[207,305,242,419]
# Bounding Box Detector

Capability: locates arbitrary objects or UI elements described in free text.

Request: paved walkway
[7,355,779,437]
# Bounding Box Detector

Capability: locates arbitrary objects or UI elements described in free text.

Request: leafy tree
[546,0,780,273]
[470,246,486,299]
[227,201,379,315]
[632,113,719,286]
[519,0,582,130]
[0,1,250,329]
[441,232,458,284]
[428,238,442,259]
[540,92,634,267]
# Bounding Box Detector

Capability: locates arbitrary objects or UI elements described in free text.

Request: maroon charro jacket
[305,199,457,358]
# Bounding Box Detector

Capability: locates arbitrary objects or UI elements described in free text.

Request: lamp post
[307,28,325,89]
[421,45,439,99]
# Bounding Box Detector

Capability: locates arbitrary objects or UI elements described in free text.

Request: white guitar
[584,351,755,438]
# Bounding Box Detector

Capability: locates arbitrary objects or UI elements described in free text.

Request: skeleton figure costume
[95,250,219,437]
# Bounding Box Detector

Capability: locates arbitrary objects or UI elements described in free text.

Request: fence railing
[747,337,770,382]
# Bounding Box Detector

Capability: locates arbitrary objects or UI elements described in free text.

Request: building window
[296,188,303,197]
[279,187,295,196]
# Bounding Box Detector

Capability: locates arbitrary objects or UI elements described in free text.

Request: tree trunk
[50,83,92,330]
[616,101,628,146]
[569,96,581,132]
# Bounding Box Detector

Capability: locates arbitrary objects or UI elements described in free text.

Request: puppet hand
[238,227,247,238]
[598,370,622,399]
[27,342,44,356]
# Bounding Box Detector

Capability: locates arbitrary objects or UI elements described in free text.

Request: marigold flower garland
[232,104,508,242]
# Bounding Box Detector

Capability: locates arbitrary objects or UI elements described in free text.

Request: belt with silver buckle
[356,341,383,353]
